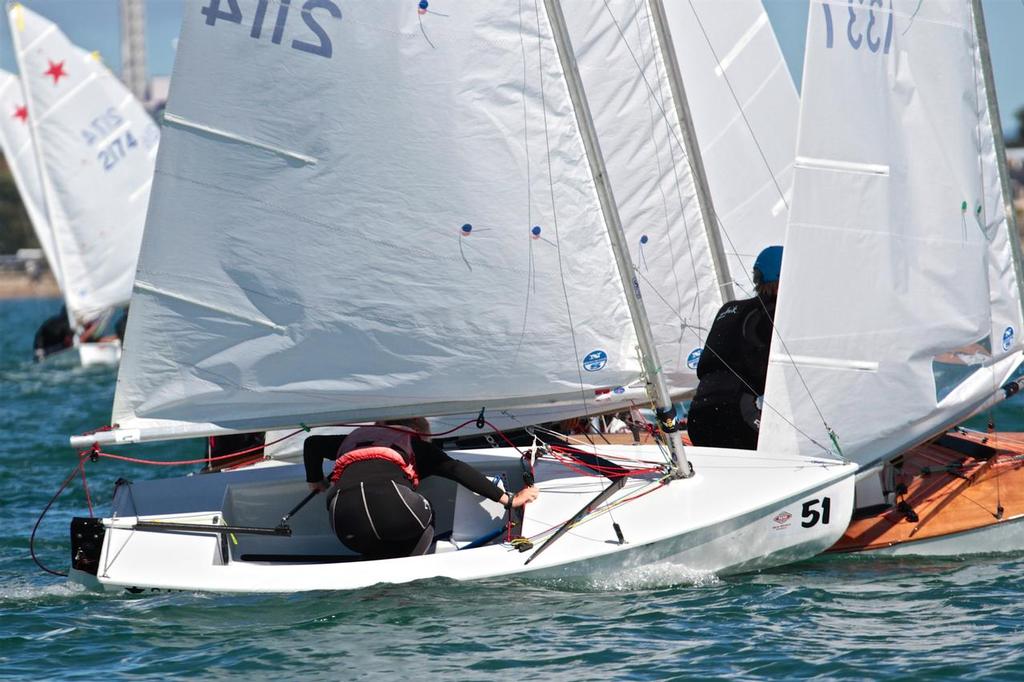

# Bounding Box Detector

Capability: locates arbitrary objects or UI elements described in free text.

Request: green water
[4,298,1024,680]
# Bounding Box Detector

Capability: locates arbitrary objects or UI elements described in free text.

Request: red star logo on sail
[44,60,67,85]
[12,105,27,123]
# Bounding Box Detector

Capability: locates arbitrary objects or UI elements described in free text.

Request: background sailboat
[760,0,1024,554]
[66,0,855,593]
[9,3,159,366]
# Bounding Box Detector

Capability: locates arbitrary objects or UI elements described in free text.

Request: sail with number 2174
[8,3,159,365]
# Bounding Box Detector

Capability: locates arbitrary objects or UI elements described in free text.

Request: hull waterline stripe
[162,112,318,165]
[133,280,287,334]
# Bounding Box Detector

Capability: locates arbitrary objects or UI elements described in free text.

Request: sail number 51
[200,0,341,59]
[801,497,832,528]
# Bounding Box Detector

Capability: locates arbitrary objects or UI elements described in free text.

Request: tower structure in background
[119,0,147,102]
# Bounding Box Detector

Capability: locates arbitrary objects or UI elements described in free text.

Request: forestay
[759,0,1024,467]
[113,0,646,440]
[9,4,158,324]
[661,0,798,286]
[0,68,61,291]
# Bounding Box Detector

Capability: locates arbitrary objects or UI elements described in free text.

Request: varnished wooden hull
[830,431,1024,555]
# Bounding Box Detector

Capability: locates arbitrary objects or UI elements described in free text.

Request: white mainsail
[9,4,159,325]
[0,68,61,291]
[662,0,798,286]
[759,0,1024,467]
[112,0,651,439]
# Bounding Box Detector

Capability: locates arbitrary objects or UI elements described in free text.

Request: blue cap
[753,245,783,284]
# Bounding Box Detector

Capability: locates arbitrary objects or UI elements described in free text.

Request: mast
[119,0,147,104]
[7,3,73,329]
[543,0,692,477]
[970,0,1024,321]
[647,0,735,303]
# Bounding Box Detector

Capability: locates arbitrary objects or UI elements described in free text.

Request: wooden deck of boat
[544,428,1024,554]
[829,431,1024,553]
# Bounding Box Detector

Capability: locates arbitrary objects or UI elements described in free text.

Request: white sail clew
[0,68,61,292]
[759,0,1024,467]
[661,0,799,286]
[8,4,159,325]
[111,1,652,440]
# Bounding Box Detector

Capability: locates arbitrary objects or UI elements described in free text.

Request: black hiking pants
[329,479,434,560]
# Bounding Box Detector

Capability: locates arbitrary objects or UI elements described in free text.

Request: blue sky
[0,0,1021,138]
[763,0,1024,139]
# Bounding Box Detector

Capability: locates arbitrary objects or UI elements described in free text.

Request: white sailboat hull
[846,514,1024,558]
[70,446,856,593]
[40,339,121,368]
[76,340,121,367]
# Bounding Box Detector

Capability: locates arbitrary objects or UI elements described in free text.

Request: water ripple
[5,299,1024,679]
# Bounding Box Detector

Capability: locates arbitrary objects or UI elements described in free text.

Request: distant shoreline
[0,272,60,299]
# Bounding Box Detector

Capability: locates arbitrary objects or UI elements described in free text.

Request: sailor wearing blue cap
[752,245,783,287]
[687,246,782,450]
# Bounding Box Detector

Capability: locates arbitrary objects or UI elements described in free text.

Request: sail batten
[162,112,319,164]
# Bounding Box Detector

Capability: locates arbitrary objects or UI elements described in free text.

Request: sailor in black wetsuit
[32,306,73,361]
[304,418,539,559]
[687,245,782,450]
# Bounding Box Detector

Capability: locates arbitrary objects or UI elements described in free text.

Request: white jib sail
[9,3,159,324]
[759,0,1024,467]
[565,1,723,397]
[112,0,646,440]
[0,68,62,291]
[661,0,799,288]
